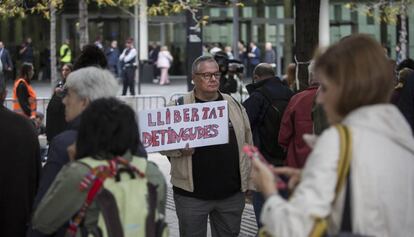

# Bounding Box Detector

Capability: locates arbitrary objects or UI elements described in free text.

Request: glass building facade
[0,0,413,77]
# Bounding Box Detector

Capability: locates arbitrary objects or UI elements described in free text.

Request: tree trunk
[79,0,89,49]
[186,10,203,91]
[295,0,320,91]
[50,3,57,91]
[380,4,388,56]
[399,0,408,62]
[283,0,294,74]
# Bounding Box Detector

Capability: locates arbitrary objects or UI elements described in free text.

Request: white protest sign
[138,101,229,153]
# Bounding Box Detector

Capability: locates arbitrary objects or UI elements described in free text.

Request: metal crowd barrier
[5,97,51,117]
[169,93,187,103]
[118,95,166,112]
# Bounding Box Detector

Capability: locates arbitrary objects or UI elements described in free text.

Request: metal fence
[4,94,168,120]
[118,95,166,112]
[5,97,51,117]
[169,93,187,103]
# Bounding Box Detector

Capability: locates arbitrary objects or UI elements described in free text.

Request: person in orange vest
[13,63,37,119]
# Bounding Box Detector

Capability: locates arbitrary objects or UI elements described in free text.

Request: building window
[367,15,375,25]
[334,5,342,21]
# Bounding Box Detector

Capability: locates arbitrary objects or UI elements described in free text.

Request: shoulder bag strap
[309,124,352,237]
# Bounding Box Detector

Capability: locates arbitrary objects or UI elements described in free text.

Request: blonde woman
[157,46,173,85]
[253,34,414,236]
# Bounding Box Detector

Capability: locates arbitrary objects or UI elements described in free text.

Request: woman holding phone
[252,34,414,236]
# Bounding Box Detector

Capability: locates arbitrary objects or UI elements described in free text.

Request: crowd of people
[1,33,414,237]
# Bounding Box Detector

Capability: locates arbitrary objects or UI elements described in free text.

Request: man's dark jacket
[397,71,414,134]
[0,47,13,72]
[243,77,293,165]
[27,117,81,237]
[0,105,41,237]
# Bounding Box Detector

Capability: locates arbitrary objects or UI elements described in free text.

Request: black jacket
[397,71,414,133]
[28,117,80,237]
[0,105,41,237]
[46,90,67,142]
[243,77,293,163]
[0,47,13,72]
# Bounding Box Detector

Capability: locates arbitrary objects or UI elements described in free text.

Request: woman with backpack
[32,97,167,237]
[251,34,414,236]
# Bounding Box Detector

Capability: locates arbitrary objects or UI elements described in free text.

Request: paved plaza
[5,78,258,236]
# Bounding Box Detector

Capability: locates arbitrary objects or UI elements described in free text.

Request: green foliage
[345,0,413,25]
[0,0,139,19]
[147,0,244,25]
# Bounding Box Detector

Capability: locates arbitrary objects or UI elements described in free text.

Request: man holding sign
[161,55,253,237]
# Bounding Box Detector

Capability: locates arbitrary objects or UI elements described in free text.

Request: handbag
[310,125,371,237]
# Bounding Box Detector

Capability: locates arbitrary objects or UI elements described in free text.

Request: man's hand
[272,167,301,192]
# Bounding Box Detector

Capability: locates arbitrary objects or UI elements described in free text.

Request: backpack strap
[96,189,124,237]
[67,157,146,237]
[257,86,281,114]
[309,124,352,237]
[145,182,158,237]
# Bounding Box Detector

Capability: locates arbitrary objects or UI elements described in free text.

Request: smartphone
[243,145,288,191]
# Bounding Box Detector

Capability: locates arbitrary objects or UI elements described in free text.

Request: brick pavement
[148,153,258,237]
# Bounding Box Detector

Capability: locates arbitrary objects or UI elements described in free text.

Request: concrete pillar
[319,0,330,48]
[139,0,148,60]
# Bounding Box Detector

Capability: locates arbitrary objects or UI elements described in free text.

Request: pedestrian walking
[12,63,37,119]
[161,55,253,237]
[278,61,320,169]
[242,63,293,228]
[119,38,137,95]
[19,37,34,64]
[264,42,276,67]
[46,63,73,142]
[252,34,414,237]
[73,44,107,70]
[0,77,41,237]
[59,39,72,65]
[247,42,261,79]
[105,40,121,78]
[156,46,173,85]
[94,36,104,51]
[0,41,13,82]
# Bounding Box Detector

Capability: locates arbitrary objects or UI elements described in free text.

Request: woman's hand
[272,167,301,192]
[251,158,277,198]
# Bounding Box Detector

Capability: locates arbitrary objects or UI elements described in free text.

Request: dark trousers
[174,192,245,237]
[122,66,135,95]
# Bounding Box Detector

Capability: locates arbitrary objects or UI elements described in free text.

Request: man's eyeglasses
[195,72,221,81]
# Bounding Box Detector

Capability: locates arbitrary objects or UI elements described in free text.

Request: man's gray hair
[65,66,119,101]
[191,55,217,75]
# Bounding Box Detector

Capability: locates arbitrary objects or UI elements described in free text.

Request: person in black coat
[46,63,73,142]
[0,77,41,237]
[397,71,414,133]
[243,63,293,164]
[242,63,293,229]
[0,41,13,82]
